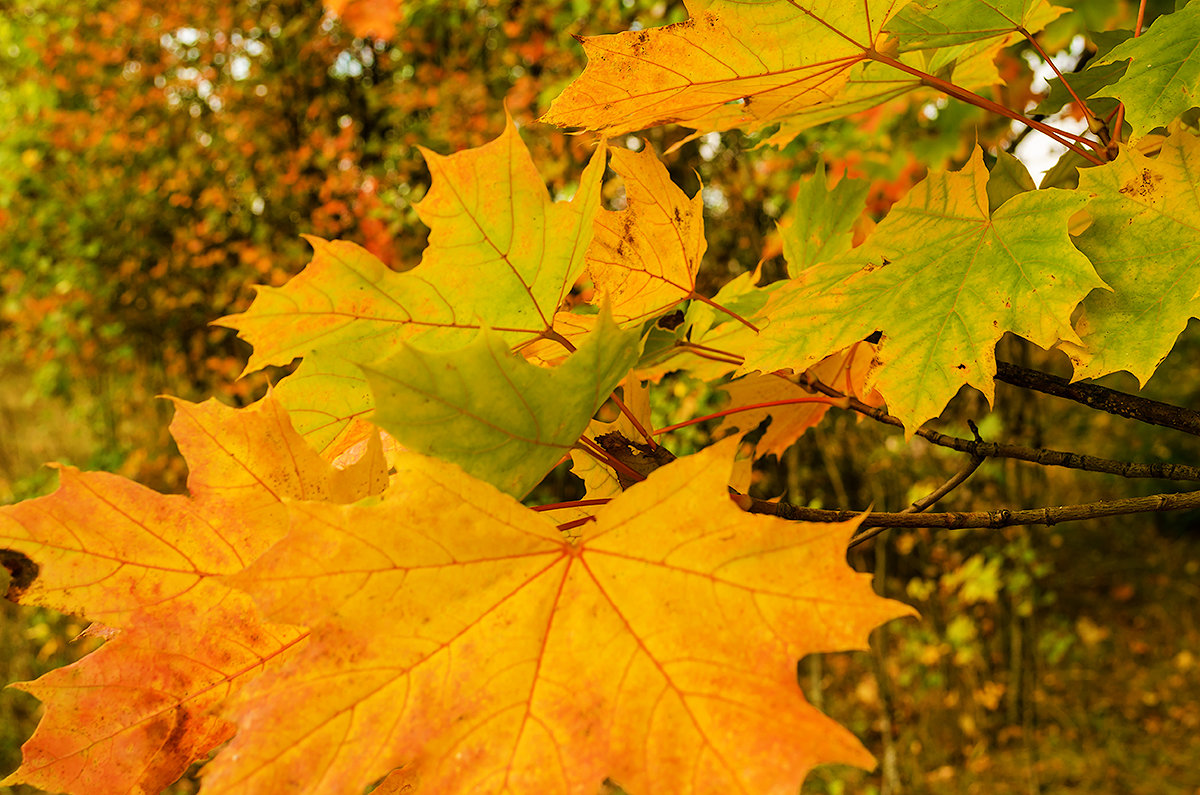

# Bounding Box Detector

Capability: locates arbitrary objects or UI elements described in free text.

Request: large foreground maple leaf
[204,440,912,795]
[0,396,386,794]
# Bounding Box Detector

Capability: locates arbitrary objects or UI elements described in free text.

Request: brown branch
[995,361,1200,438]
[800,376,1200,482]
[742,488,1200,531]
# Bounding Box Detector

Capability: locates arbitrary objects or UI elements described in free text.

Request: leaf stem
[556,515,598,533]
[867,50,1107,164]
[609,389,658,447]
[543,327,578,353]
[576,436,646,485]
[532,498,612,512]
[688,291,760,332]
[1017,26,1099,130]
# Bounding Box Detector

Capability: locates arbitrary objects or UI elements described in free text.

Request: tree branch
[995,361,1200,437]
[902,453,986,514]
[800,375,1200,482]
[739,488,1200,533]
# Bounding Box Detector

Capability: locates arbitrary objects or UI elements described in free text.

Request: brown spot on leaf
[629,30,651,56]
[2,549,40,600]
[1118,167,1164,200]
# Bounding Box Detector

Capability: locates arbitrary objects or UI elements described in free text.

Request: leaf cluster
[4,0,1200,793]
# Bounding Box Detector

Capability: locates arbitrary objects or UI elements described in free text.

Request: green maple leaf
[1060,131,1200,384]
[1092,3,1200,138]
[364,312,642,498]
[781,164,870,278]
[889,0,1062,50]
[747,148,1107,430]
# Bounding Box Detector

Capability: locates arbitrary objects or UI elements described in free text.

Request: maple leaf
[746,148,1107,430]
[540,0,907,138]
[271,351,377,454]
[1059,131,1200,384]
[219,120,607,455]
[364,313,642,497]
[205,441,912,795]
[1092,3,1200,139]
[542,0,1060,143]
[218,120,605,371]
[717,344,882,459]
[781,165,871,278]
[586,145,706,323]
[6,589,304,795]
[0,396,383,794]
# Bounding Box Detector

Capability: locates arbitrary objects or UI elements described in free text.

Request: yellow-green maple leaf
[208,441,912,795]
[364,313,641,498]
[1061,131,1200,383]
[1092,3,1200,139]
[747,148,1107,430]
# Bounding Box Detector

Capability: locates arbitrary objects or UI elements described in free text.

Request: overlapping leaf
[1060,131,1200,383]
[586,146,706,323]
[218,121,610,460]
[717,344,882,459]
[218,120,605,370]
[364,313,642,497]
[206,441,912,795]
[542,0,1060,142]
[541,0,910,138]
[747,149,1107,430]
[0,396,385,794]
[1093,3,1200,139]
[781,165,871,278]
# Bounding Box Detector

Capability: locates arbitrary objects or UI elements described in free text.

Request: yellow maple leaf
[587,145,706,323]
[210,440,913,795]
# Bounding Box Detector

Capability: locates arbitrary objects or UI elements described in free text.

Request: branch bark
[740,488,1200,532]
[995,361,1200,437]
[800,375,1200,482]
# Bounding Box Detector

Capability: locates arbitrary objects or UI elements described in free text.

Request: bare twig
[995,361,1200,438]
[800,375,1200,482]
[741,488,1200,533]
[902,454,986,515]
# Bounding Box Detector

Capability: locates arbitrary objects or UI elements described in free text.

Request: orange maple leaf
[718,343,883,459]
[0,396,385,794]
[205,440,913,794]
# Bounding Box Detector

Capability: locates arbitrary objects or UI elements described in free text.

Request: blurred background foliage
[1,0,1198,793]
